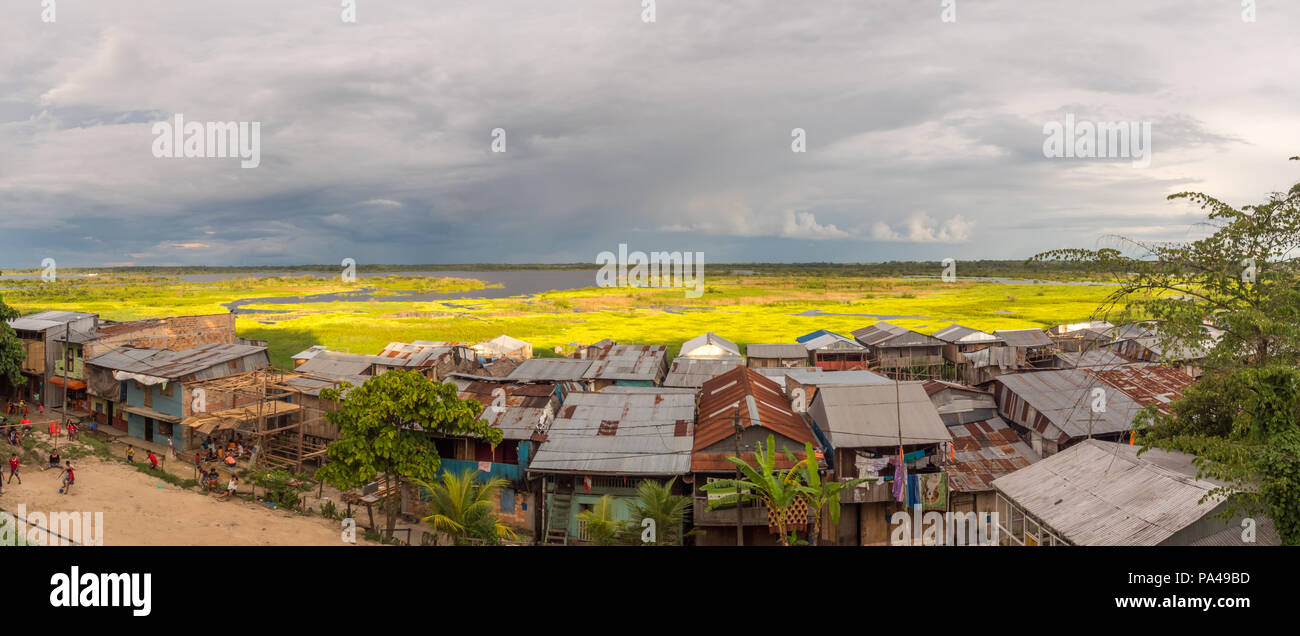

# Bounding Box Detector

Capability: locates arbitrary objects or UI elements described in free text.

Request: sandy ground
[0,453,368,546]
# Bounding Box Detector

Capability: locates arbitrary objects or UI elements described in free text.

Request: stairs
[545,484,574,545]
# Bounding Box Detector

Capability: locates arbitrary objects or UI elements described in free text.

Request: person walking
[126,444,136,464]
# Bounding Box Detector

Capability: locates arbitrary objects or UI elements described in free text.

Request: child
[57,460,74,495]
[126,444,136,464]
[48,450,60,469]
[147,451,159,471]
[7,454,20,484]
[219,474,239,500]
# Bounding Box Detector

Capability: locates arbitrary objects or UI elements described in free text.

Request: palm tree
[625,477,692,545]
[575,494,630,545]
[795,442,870,545]
[415,468,517,545]
[700,434,809,546]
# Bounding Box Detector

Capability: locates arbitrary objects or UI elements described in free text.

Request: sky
[0,0,1297,268]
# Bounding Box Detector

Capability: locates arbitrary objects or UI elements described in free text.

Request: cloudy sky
[1,0,1297,267]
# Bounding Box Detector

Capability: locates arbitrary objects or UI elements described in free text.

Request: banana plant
[794,442,872,545]
[700,434,809,546]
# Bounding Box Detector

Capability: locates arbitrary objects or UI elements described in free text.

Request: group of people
[200,436,249,468]
[4,398,41,417]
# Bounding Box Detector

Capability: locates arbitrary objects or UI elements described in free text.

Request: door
[144,417,154,443]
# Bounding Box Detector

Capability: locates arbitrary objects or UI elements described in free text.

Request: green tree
[415,468,517,545]
[625,477,691,545]
[575,495,630,546]
[0,296,25,392]
[315,370,502,540]
[1035,157,1300,544]
[700,434,809,546]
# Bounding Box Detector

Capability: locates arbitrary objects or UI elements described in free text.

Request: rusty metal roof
[453,380,557,440]
[527,389,696,475]
[581,344,667,382]
[944,417,1040,493]
[694,366,815,453]
[993,364,1191,439]
[86,343,268,380]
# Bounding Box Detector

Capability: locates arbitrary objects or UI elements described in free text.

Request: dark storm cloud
[0,0,1297,268]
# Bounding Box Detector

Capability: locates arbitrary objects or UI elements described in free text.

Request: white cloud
[781,210,850,240]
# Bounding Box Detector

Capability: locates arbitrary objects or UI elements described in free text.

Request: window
[501,488,516,513]
[159,383,174,398]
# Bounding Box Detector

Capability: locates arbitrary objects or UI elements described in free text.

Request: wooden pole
[732,405,743,547]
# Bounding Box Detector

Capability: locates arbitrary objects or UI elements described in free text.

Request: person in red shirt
[7,454,20,484]
[58,461,75,494]
[147,451,159,471]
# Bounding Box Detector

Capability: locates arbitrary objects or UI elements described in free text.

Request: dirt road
[1,453,364,546]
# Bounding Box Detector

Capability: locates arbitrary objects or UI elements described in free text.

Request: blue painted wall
[123,380,185,449]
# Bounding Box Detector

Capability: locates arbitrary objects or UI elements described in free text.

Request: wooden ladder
[545,484,574,545]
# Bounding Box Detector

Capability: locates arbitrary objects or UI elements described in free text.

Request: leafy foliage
[575,495,631,546]
[0,296,25,389]
[415,468,516,545]
[314,370,502,539]
[250,469,314,511]
[1039,158,1300,544]
[624,477,692,545]
[700,434,811,546]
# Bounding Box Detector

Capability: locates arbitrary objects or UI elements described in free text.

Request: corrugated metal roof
[678,332,742,360]
[663,358,743,388]
[802,333,866,352]
[992,439,1232,546]
[507,358,593,382]
[295,351,375,378]
[993,328,1054,348]
[1046,321,1115,336]
[454,380,556,440]
[1054,350,1130,369]
[944,417,1040,493]
[807,382,952,449]
[8,311,96,332]
[783,368,891,387]
[852,322,944,348]
[694,367,815,455]
[994,364,1191,439]
[581,344,667,382]
[528,390,696,475]
[795,329,844,343]
[932,324,1002,345]
[291,345,329,361]
[86,343,268,380]
[473,334,530,356]
[372,341,464,368]
[746,343,809,359]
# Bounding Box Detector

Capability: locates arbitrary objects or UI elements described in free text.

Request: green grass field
[3,273,1120,368]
